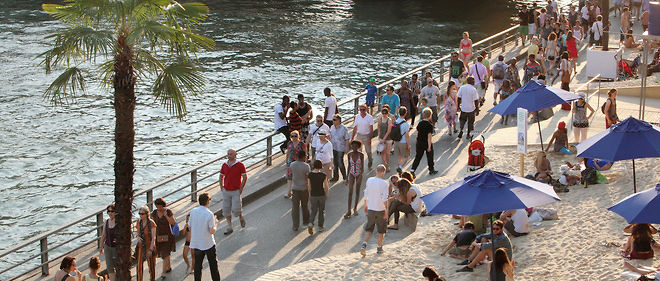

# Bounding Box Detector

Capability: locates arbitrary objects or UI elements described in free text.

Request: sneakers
[376,246,384,254]
[240,217,246,228]
[396,166,402,174]
[223,229,233,235]
[410,170,415,179]
[456,266,473,272]
[307,224,314,235]
[429,170,438,175]
[457,259,470,265]
[318,226,324,232]
[457,131,463,139]
[360,242,367,257]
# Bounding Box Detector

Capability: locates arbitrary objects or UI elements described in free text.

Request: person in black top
[308,160,329,234]
[297,94,313,141]
[441,222,477,259]
[410,108,437,177]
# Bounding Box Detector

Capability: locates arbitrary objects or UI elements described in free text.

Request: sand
[258,147,660,281]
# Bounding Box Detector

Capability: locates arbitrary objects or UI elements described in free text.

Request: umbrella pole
[537,116,544,149]
[490,215,495,260]
[633,159,637,193]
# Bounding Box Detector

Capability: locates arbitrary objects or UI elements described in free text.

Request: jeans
[277,126,290,151]
[411,143,434,171]
[193,245,221,281]
[291,190,310,228]
[309,196,326,227]
[388,199,416,224]
[332,150,346,180]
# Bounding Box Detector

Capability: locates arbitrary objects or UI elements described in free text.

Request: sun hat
[318,129,328,136]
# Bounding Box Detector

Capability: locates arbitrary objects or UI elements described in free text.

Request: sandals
[343,211,352,219]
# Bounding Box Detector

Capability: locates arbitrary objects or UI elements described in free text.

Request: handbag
[170,223,180,236]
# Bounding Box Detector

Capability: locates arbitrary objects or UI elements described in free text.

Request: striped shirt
[288,111,303,132]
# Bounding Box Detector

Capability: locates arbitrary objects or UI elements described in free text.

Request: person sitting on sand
[457,220,513,272]
[545,121,569,153]
[422,267,446,281]
[535,151,552,183]
[500,209,529,237]
[559,165,580,186]
[387,178,421,230]
[488,248,515,281]
[460,214,487,235]
[622,224,660,275]
[441,221,477,259]
[583,158,614,171]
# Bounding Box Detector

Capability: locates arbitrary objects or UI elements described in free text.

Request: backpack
[601,98,610,114]
[389,120,405,142]
[492,63,505,80]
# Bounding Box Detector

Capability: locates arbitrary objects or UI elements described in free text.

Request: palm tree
[40,1,214,279]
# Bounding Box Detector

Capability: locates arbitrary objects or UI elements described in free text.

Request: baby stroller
[618,55,640,80]
[467,135,485,171]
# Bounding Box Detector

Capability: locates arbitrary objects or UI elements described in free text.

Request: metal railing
[0,21,525,281]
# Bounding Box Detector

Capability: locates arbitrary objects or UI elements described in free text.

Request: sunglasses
[107,210,115,213]
[359,108,366,111]
[291,135,299,137]
[139,212,147,215]
[493,227,502,230]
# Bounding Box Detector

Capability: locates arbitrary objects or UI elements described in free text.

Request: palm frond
[39,26,114,71]
[166,2,209,25]
[43,67,87,106]
[152,60,205,119]
[43,3,93,26]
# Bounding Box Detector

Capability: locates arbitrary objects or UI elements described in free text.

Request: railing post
[96,213,103,248]
[147,190,153,212]
[515,30,519,47]
[487,44,492,59]
[266,136,273,166]
[439,60,444,82]
[191,169,198,203]
[501,34,506,53]
[354,97,359,116]
[40,237,48,276]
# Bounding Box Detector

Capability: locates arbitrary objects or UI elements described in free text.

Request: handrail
[0,18,524,281]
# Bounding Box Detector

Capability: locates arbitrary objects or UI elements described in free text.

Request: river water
[0,0,543,277]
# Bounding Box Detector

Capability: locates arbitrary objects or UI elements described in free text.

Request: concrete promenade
[14,7,660,281]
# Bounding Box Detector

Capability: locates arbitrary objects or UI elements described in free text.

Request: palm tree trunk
[113,32,137,281]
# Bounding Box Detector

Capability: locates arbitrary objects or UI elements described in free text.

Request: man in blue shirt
[381,86,400,117]
[365,77,378,115]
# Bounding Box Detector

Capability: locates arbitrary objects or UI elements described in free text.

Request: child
[559,164,579,186]
[546,121,569,153]
[418,97,428,121]
[181,214,194,274]
[83,257,105,281]
[364,77,377,115]
[309,160,329,233]
[345,140,364,219]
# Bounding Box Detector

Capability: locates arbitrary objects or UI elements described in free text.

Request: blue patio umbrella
[488,80,581,148]
[577,116,660,193]
[608,183,660,224]
[421,169,560,255]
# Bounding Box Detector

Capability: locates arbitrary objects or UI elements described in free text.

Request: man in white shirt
[469,56,489,106]
[315,130,334,179]
[456,77,480,139]
[351,104,374,169]
[274,95,290,154]
[581,3,590,38]
[385,107,411,174]
[323,87,338,127]
[189,193,221,281]
[360,164,389,257]
[591,15,604,46]
[420,79,441,126]
[307,115,330,160]
[500,209,530,237]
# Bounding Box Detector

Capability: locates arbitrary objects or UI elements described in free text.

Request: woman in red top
[566,30,578,74]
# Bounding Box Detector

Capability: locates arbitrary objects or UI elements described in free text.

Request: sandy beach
[258,147,660,281]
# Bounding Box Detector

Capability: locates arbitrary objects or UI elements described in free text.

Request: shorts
[103,245,118,273]
[519,25,529,36]
[528,24,536,35]
[185,241,190,247]
[504,220,528,237]
[365,210,387,234]
[449,246,471,257]
[450,77,461,87]
[222,189,243,217]
[493,79,503,95]
[393,141,409,159]
[366,96,375,107]
[475,84,486,99]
